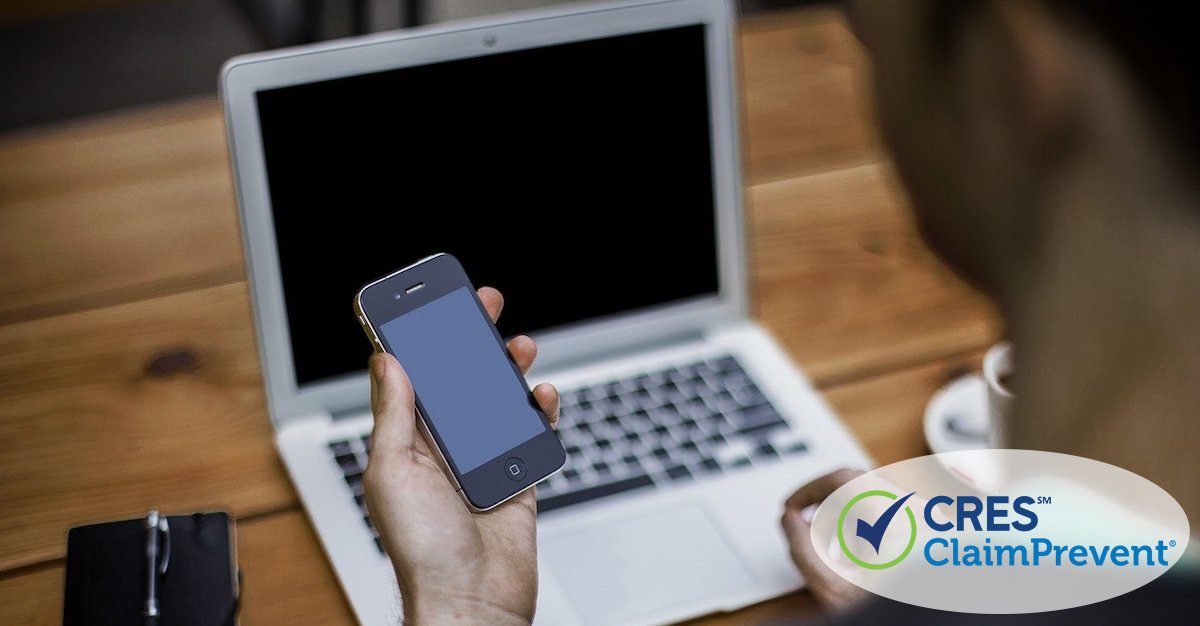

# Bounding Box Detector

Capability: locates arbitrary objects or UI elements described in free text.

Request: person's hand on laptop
[780,468,870,613]
[364,287,558,625]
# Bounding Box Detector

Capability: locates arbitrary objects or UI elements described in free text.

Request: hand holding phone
[355,253,566,510]
[360,279,561,624]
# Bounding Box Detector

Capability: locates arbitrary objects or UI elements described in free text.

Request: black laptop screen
[256,24,719,386]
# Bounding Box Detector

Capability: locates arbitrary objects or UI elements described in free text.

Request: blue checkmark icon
[856,492,915,554]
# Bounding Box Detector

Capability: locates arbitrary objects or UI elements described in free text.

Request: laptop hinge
[328,328,715,419]
[533,328,708,377]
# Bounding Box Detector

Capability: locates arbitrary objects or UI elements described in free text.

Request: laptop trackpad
[543,502,756,626]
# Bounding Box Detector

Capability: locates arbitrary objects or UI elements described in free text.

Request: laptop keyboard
[539,354,808,511]
[327,435,380,553]
[327,353,809,554]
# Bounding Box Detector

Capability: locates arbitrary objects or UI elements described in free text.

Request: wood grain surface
[0,8,1000,624]
[0,349,986,625]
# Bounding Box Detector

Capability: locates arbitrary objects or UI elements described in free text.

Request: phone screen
[377,286,547,473]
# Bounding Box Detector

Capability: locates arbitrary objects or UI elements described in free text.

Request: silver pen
[144,510,170,623]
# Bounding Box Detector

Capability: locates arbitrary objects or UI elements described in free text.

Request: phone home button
[504,457,527,481]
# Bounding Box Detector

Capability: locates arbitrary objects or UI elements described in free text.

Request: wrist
[402,590,532,626]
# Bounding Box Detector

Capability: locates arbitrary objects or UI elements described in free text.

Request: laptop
[220,0,872,623]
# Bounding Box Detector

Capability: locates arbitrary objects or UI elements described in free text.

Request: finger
[781,507,832,587]
[533,383,560,429]
[478,286,504,323]
[507,335,537,374]
[784,468,864,512]
[368,353,416,458]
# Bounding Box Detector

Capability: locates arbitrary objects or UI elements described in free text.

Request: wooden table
[0,8,999,624]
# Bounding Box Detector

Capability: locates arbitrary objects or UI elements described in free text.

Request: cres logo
[837,490,917,570]
[812,450,1191,613]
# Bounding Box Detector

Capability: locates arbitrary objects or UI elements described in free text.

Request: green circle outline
[836,490,918,570]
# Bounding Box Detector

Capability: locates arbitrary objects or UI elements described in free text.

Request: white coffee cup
[982,342,1015,448]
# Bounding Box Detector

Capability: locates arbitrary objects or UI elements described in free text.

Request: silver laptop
[220,0,871,623]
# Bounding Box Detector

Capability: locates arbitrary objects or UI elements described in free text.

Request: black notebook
[64,511,238,626]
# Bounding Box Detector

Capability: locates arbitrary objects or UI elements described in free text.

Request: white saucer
[923,374,993,454]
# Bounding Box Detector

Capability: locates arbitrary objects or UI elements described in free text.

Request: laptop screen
[256,24,720,386]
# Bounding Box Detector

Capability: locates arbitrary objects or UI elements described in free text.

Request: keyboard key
[731,384,768,408]
[732,404,788,436]
[700,458,722,473]
[724,370,752,391]
[754,442,778,458]
[712,355,740,373]
[631,390,658,409]
[537,475,655,514]
[715,439,752,465]
[335,453,361,472]
[780,441,809,455]
[665,465,692,481]
[328,439,353,456]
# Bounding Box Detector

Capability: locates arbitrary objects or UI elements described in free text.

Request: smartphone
[354,253,566,511]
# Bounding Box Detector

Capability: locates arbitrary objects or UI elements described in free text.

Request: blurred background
[0,0,814,133]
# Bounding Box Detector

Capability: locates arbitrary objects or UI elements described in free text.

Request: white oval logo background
[810,450,1190,613]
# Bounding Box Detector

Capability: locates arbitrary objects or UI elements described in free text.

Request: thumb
[781,507,822,576]
[781,507,863,613]
[369,353,416,457]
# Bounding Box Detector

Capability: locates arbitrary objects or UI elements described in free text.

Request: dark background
[0,0,816,134]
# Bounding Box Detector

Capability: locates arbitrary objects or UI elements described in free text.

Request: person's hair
[1051,2,1199,158]
[931,1,1198,158]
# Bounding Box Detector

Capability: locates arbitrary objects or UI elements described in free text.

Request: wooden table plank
[748,163,1000,385]
[0,565,61,626]
[0,99,229,200]
[0,349,988,625]
[826,348,986,467]
[0,10,878,326]
[0,163,243,325]
[0,282,294,571]
[236,511,357,625]
[739,7,880,185]
[0,159,997,571]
